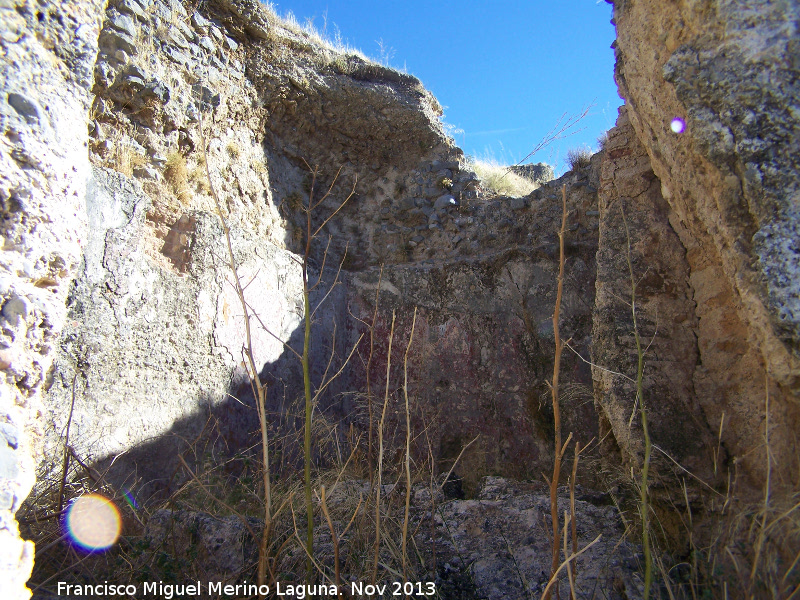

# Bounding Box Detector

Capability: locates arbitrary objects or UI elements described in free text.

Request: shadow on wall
[92,312,354,505]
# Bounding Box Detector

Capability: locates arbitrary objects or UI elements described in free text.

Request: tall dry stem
[298,162,357,575]
[373,310,397,584]
[750,372,771,589]
[366,266,384,485]
[620,201,652,599]
[402,308,418,580]
[545,184,569,600]
[199,114,272,592]
[570,442,580,575]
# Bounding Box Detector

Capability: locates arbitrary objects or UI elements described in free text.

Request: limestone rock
[0,0,105,595]
[593,106,722,533]
[610,0,800,497]
[419,477,644,600]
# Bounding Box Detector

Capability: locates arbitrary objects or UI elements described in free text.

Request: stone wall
[593,106,724,544]
[0,0,106,596]
[610,0,800,497]
[36,0,611,505]
[37,0,599,508]
[345,163,603,491]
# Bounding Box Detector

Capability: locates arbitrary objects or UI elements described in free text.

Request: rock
[6,93,43,125]
[99,28,138,55]
[107,67,170,108]
[418,477,644,600]
[217,0,271,40]
[116,0,148,21]
[199,35,216,54]
[161,25,189,50]
[611,0,800,498]
[0,445,19,480]
[133,165,160,180]
[224,35,238,51]
[143,510,260,582]
[0,490,14,510]
[509,197,526,210]
[1,0,103,593]
[0,423,19,449]
[433,194,457,209]
[190,11,210,31]
[208,24,224,43]
[397,197,416,211]
[1,295,29,327]
[175,17,196,43]
[163,45,191,66]
[194,84,220,109]
[106,12,137,39]
[93,61,115,88]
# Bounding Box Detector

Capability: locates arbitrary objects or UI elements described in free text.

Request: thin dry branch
[545,184,569,600]
[511,102,593,170]
[540,534,603,600]
[373,310,397,584]
[366,265,385,485]
[402,308,418,581]
[200,114,272,590]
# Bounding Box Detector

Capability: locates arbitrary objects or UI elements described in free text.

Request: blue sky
[273,1,622,174]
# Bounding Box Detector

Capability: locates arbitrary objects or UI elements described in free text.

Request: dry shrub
[226,142,241,159]
[566,146,593,171]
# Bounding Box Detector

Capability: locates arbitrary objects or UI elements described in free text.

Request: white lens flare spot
[65,494,121,551]
[670,118,686,134]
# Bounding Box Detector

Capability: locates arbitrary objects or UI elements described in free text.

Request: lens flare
[64,494,121,552]
[670,117,686,134]
[122,488,138,510]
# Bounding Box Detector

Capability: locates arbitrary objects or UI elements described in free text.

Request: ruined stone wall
[346,163,603,491]
[610,0,800,496]
[38,0,604,510]
[0,0,106,596]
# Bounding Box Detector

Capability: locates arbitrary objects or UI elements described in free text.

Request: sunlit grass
[467,156,539,197]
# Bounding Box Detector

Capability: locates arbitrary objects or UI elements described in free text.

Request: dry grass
[468,157,538,197]
[164,151,191,204]
[260,1,373,71]
[226,141,241,159]
[112,142,148,177]
[22,380,451,596]
[597,131,609,152]
[566,146,593,171]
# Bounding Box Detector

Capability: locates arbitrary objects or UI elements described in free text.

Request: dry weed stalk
[402,308,418,581]
[319,485,363,596]
[299,160,358,573]
[508,103,592,177]
[373,310,397,584]
[563,510,577,600]
[541,533,603,600]
[199,114,273,591]
[620,201,653,599]
[750,372,772,592]
[366,265,384,484]
[544,184,571,600]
